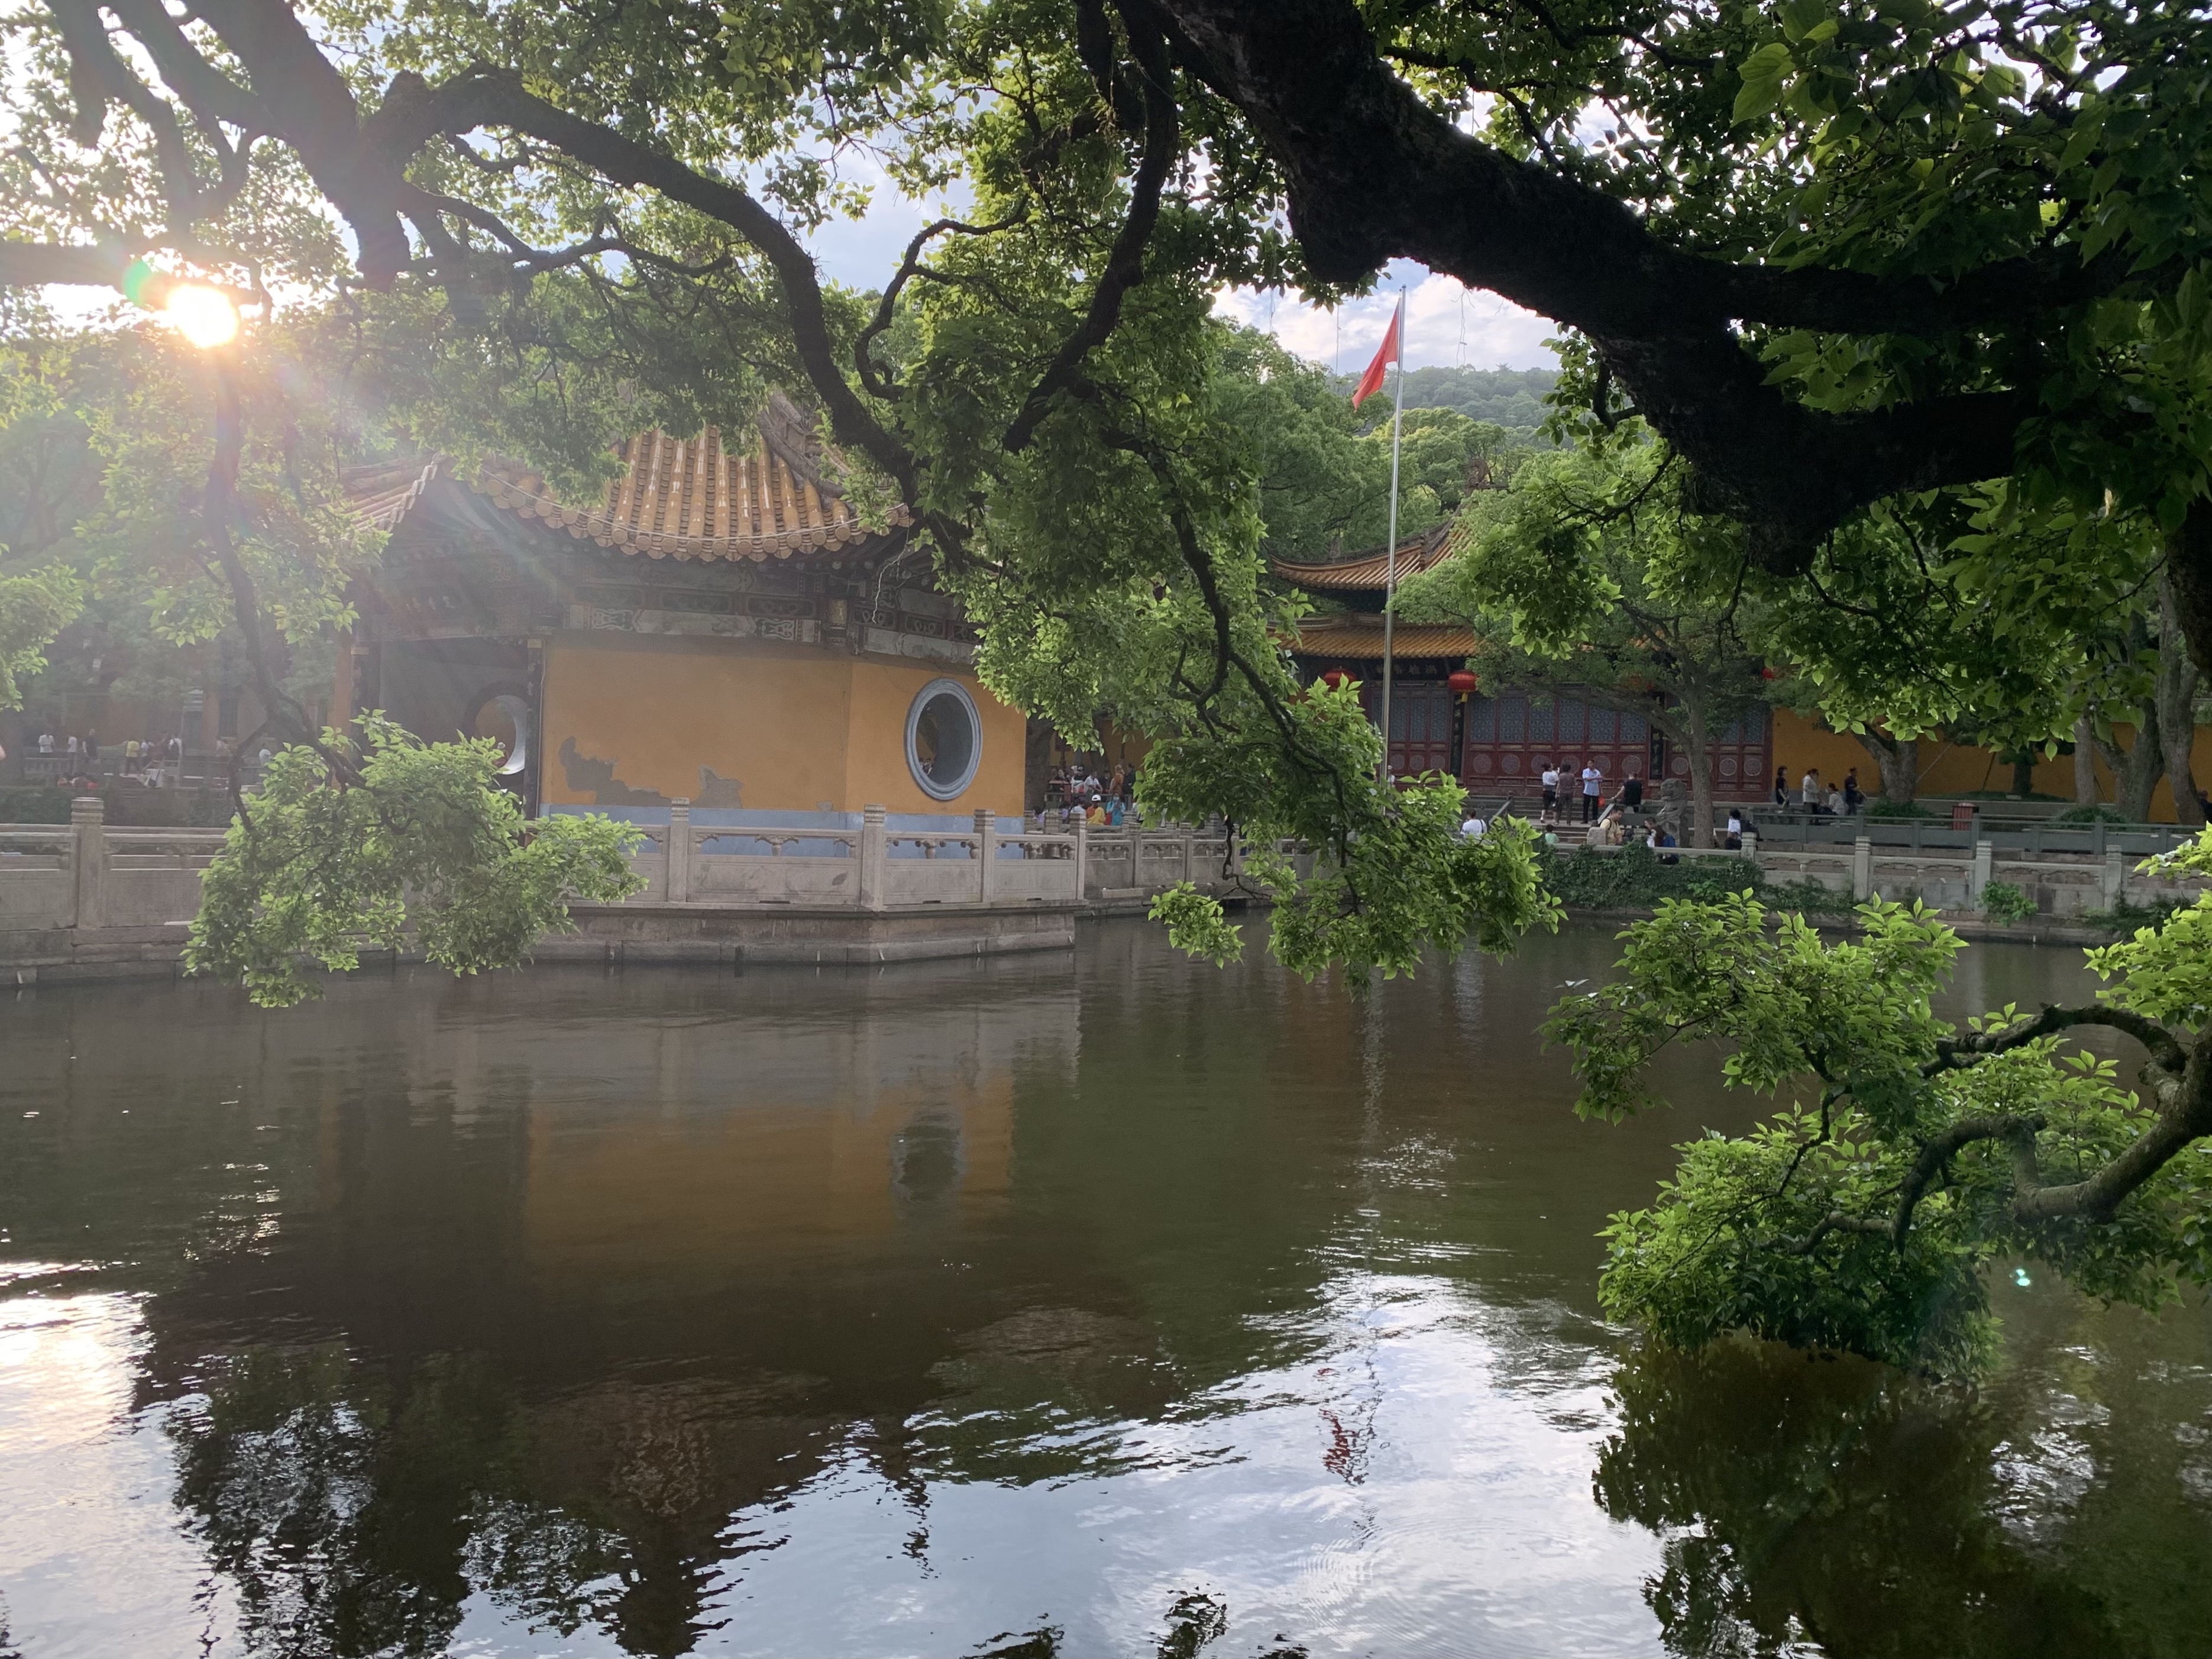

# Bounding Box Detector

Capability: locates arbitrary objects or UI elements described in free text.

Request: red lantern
[1447,670,1479,695]
[1321,669,1349,691]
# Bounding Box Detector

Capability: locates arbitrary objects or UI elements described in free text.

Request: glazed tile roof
[343,458,441,533]
[342,408,908,565]
[1270,525,1456,593]
[1282,612,1476,660]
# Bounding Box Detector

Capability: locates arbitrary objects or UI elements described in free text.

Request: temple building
[338,395,1026,829]
[1273,529,1775,797]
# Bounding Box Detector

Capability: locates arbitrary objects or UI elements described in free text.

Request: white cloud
[1213,258,1559,376]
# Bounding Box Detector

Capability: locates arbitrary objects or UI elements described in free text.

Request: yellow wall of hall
[840,654,1026,818]
[1771,707,2212,820]
[539,632,1024,816]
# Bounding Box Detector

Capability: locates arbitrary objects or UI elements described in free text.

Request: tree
[4,0,2210,1003]
[1548,837,2212,1375]
[1403,438,1765,846]
[185,716,643,1008]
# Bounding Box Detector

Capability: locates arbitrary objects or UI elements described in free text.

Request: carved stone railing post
[1073,814,1091,900]
[1181,823,1197,888]
[666,798,693,903]
[1852,832,1873,901]
[70,794,107,929]
[1970,838,1993,903]
[859,805,888,910]
[975,809,995,903]
[2102,847,2127,911]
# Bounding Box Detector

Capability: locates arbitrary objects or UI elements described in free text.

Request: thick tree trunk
[1858,732,1917,804]
[2094,706,2163,823]
[2170,496,2212,684]
[1684,733,1715,848]
[2074,717,2100,804]
[2156,573,2205,826]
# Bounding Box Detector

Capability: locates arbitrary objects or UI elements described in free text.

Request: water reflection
[0,923,2205,1657]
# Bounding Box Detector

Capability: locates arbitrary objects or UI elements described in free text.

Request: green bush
[0,785,75,823]
[1866,798,1939,820]
[1539,843,1855,914]
[1978,879,2038,924]
[2082,895,2188,933]
[0,784,231,827]
[2055,804,2130,825]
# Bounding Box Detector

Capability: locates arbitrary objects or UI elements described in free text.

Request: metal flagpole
[1377,291,1406,784]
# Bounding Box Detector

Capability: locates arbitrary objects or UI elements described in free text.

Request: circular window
[906,678,982,800]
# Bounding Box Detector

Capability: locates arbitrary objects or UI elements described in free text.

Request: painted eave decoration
[1282,613,1478,660]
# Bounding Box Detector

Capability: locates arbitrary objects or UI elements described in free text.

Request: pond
[1,921,2207,1658]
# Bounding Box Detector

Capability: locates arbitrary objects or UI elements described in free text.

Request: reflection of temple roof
[1282,613,1476,660]
[342,395,909,565]
[1270,525,1454,594]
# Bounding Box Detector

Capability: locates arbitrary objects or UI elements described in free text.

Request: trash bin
[1950,800,1977,832]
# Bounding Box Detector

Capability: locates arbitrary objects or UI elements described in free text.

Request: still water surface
[1,921,2207,1658]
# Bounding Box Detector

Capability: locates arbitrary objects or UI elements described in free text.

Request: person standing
[1844,768,1863,813]
[1540,762,1560,822]
[1774,765,1787,806]
[1621,768,1644,813]
[1581,760,1603,823]
[1800,768,1822,812]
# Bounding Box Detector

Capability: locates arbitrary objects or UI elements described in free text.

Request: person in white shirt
[36,732,53,755]
[1580,762,1603,823]
[1725,809,1744,849]
[1826,785,1846,816]
[1540,764,1561,822]
[1461,813,1487,840]
[1801,769,1822,810]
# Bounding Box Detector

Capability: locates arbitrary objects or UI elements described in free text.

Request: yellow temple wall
[1772,707,2212,820]
[539,632,1024,816]
[841,655,1027,819]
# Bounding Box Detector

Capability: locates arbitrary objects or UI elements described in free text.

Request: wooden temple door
[1698,705,1773,798]
[1374,680,1455,778]
[1458,689,1651,798]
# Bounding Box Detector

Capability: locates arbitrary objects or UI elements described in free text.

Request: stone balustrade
[9,798,2204,985]
[0,797,224,933]
[1617,832,2207,917]
[611,801,1260,910]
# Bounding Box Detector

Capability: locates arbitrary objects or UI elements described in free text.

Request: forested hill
[1330,364,1557,432]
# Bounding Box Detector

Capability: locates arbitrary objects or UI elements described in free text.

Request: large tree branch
[855,214,1023,400]
[190,0,411,284]
[1932,1002,2190,1078]
[1144,0,2120,555]
[433,73,916,492]
[43,0,203,215]
[2011,1044,2212,1224]
[1004,5,1179,453]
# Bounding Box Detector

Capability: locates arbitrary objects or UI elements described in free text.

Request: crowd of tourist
[1042,760,1139,830]
[7,729,187,788]
[1773,765,1866,816]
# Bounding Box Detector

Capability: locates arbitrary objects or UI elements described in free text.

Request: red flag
[1350,295,1403,408]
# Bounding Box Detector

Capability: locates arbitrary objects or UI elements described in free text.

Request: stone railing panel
[691,853,858,903]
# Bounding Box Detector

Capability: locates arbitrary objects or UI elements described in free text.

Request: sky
[805,161,1560,377]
